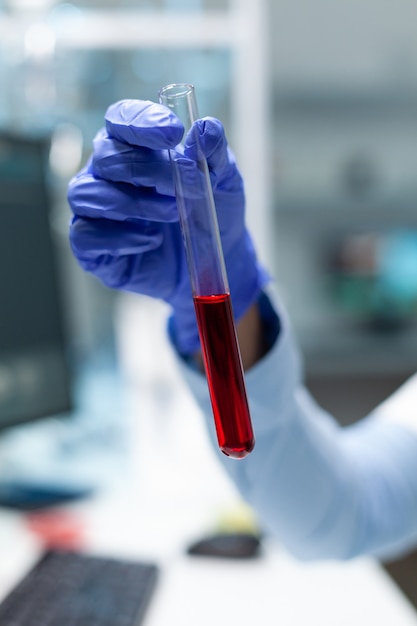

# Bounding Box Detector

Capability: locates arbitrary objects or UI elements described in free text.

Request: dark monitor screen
[0,133,72,430]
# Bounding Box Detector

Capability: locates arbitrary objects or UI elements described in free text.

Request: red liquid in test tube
[194,294,254,458]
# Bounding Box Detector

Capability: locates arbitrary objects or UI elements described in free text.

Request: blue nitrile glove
[68,99,269,354]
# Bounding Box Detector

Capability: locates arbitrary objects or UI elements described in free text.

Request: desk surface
[1,296,417,625]
[2,410,417,626]
[80,486,417,626]
[1,484,417,626]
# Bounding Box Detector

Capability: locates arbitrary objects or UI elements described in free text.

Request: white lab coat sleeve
[174,289,417,562]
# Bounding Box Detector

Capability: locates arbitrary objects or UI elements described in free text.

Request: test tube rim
[158,82,195,102]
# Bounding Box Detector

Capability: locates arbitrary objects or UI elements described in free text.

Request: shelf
[273,192,417,219]
[301,324,417,376]
[0,10,233,48]
[273,85,417,116]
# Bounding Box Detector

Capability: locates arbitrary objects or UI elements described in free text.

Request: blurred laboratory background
[1,0,417,606]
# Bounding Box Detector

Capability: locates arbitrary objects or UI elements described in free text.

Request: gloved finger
[105,99,184,149]
[69,215,163,259]
[73,252,151,293]
[91,128,175,196]
[67,170,178,223]
[71,222,184,302]
[183,117,240,185]
[87,253,152,293]
[79,250,179,298]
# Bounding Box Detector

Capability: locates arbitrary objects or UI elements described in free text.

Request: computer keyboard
[0,548,159,625]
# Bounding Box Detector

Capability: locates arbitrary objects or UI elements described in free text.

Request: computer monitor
[0,132,72,430]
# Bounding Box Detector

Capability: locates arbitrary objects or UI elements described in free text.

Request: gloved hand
[68,99,268,354]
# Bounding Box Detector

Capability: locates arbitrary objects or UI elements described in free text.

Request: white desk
[1,391,417,626]
[1,296,417,625]
[76,485,417,626]
[1,481,417,626]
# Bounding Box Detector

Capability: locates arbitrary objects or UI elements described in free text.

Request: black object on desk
[0,548,159,625]
[187,532,262,559]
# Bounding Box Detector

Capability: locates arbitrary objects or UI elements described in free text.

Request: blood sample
[194,293,254,458]
[159,83,255,459]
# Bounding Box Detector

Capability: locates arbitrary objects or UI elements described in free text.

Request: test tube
[159,83,255,459]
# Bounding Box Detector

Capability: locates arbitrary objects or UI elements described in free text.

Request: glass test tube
[159,83,255,459]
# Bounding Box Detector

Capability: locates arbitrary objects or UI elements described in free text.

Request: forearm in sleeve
[175,290,417,561]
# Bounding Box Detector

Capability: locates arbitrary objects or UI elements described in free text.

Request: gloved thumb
[183,117,238,182]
